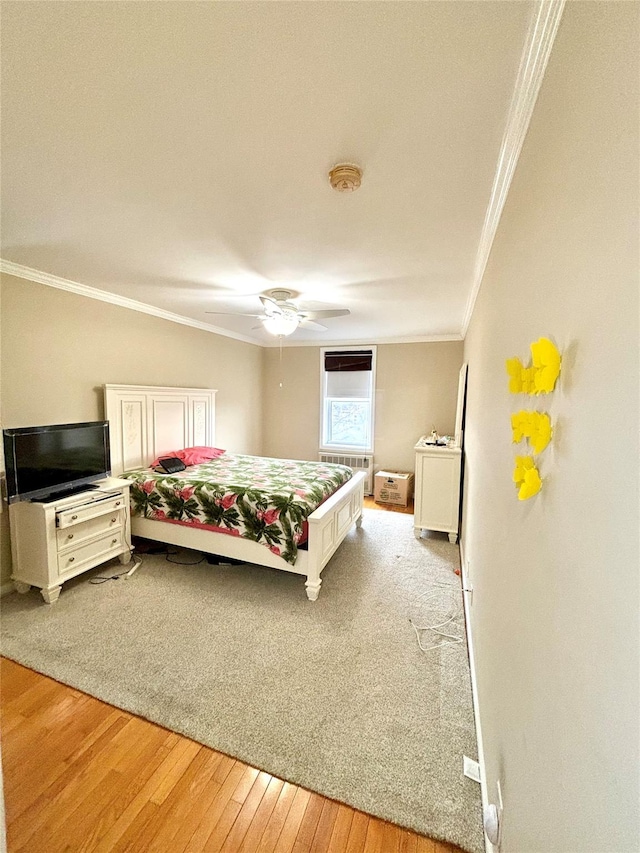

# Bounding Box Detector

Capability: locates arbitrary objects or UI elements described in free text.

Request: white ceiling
[1,1,535,346]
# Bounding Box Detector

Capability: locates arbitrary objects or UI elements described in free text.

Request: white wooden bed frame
[104,384,365,600]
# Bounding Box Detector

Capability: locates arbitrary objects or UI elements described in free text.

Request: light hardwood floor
[1,500,465,853]
[363,495,414,515]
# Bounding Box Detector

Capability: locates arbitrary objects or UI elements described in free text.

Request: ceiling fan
[206,289,350,336]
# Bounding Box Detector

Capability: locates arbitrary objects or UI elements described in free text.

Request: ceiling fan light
[262,314,299,336]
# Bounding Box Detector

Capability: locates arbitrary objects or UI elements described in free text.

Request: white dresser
[8,478,133,604]
[413,441,462,544]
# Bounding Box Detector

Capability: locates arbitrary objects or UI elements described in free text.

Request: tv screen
[3,421,111,503]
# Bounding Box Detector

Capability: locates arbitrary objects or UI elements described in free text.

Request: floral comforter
[122,453,353,565]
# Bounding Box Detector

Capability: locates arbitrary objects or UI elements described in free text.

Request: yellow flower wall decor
[513,455,542,501]
[506,338,561,395]
[531,337,561,394]
[507,336,560,500]
[505,358,537,394]
[511,410,553,454]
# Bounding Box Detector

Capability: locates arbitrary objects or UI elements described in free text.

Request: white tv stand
[8,478,133,604]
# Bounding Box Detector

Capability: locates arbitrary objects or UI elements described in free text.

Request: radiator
[319,453,374,495]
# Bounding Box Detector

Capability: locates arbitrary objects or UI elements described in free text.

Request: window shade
[326,370,370,399]
[324,351,373,372]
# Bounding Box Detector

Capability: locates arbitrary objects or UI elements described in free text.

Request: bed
[104,384,365,600]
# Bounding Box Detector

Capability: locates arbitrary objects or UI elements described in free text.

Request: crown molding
[263,333,463,348]
[1,259,463,349]
[461,0,566,338]
[0,259,261,347]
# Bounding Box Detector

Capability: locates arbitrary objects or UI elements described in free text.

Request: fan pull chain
[279,336,283,388]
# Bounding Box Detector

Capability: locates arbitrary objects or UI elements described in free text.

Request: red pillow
[151,446,225,468]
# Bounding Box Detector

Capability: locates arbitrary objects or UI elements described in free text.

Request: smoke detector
[329,163,363,193]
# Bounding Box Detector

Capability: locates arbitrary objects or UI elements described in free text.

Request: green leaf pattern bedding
[122,454,353,565]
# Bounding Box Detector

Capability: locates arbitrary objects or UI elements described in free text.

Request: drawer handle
[67,533,74,540]
[111,517,117,523]
[71,514,78,520]
[115,501,121,507]
[69,557,75,563]
[111,538,118,545]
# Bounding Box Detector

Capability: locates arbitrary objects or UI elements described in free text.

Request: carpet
[0,510,484,852]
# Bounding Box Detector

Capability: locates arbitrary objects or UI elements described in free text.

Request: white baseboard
[0,581,15,598]
[460,538,495,853]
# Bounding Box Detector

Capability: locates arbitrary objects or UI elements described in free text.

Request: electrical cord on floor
[89,554,143,584]
[408,580,464,654]
[165,549,206,566]
[133,542,206,565]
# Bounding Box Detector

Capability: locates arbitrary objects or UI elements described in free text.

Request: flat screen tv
[3,421,111,504]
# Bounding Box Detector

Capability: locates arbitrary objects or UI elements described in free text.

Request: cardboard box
[374,471,414,507]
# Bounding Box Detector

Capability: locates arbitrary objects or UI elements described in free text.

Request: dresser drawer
[57,530,124,577]
[56,510,123,552]
[56,494,126,529]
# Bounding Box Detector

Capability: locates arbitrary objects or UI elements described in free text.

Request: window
[320,347,376,452]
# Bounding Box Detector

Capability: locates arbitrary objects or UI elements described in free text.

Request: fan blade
[299,309,350,320]
[259,296,283,316]
[299,319,328,331]
[205,311,264,318]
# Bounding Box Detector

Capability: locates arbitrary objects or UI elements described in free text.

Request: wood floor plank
[416,837,438,852]
[0,708,26,735]
[213,752,237,784]
[237,775,284,852]
[7,715,131,851]
[90,736,197,853]
[83,749,176,851]
[203,797,243,852]
[4,697,90,794]
[183,761,246,852]
[254,780,298,853]
[231,764,261,805]
[362,816,386,853]
[1,706,51,767]
[399,828,419,853]
[309,798,340,853]
[6,708,128,830]
[44,720,159,853]
[41,768,124,853]
[1,660,465,853]
[163,754,224,853]
[326,803,354,853]
[381,821,407,853]
[142,747,221,853]
[111,799,161,853]
[149,738,203,805]
[269,785,312,853]
[293,791,325,850]
[0,657,41,700]
[218,770,273,852]
[344,811,371,853]
[2,673,61,718]
[7,698,120,819]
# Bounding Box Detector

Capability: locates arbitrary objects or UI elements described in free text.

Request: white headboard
[104,384,217,475]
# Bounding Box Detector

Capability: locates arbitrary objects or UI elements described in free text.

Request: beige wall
[263,341,463,472]
[0,274,264,584]
[0,282,10,590]
[461,4,639,851]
